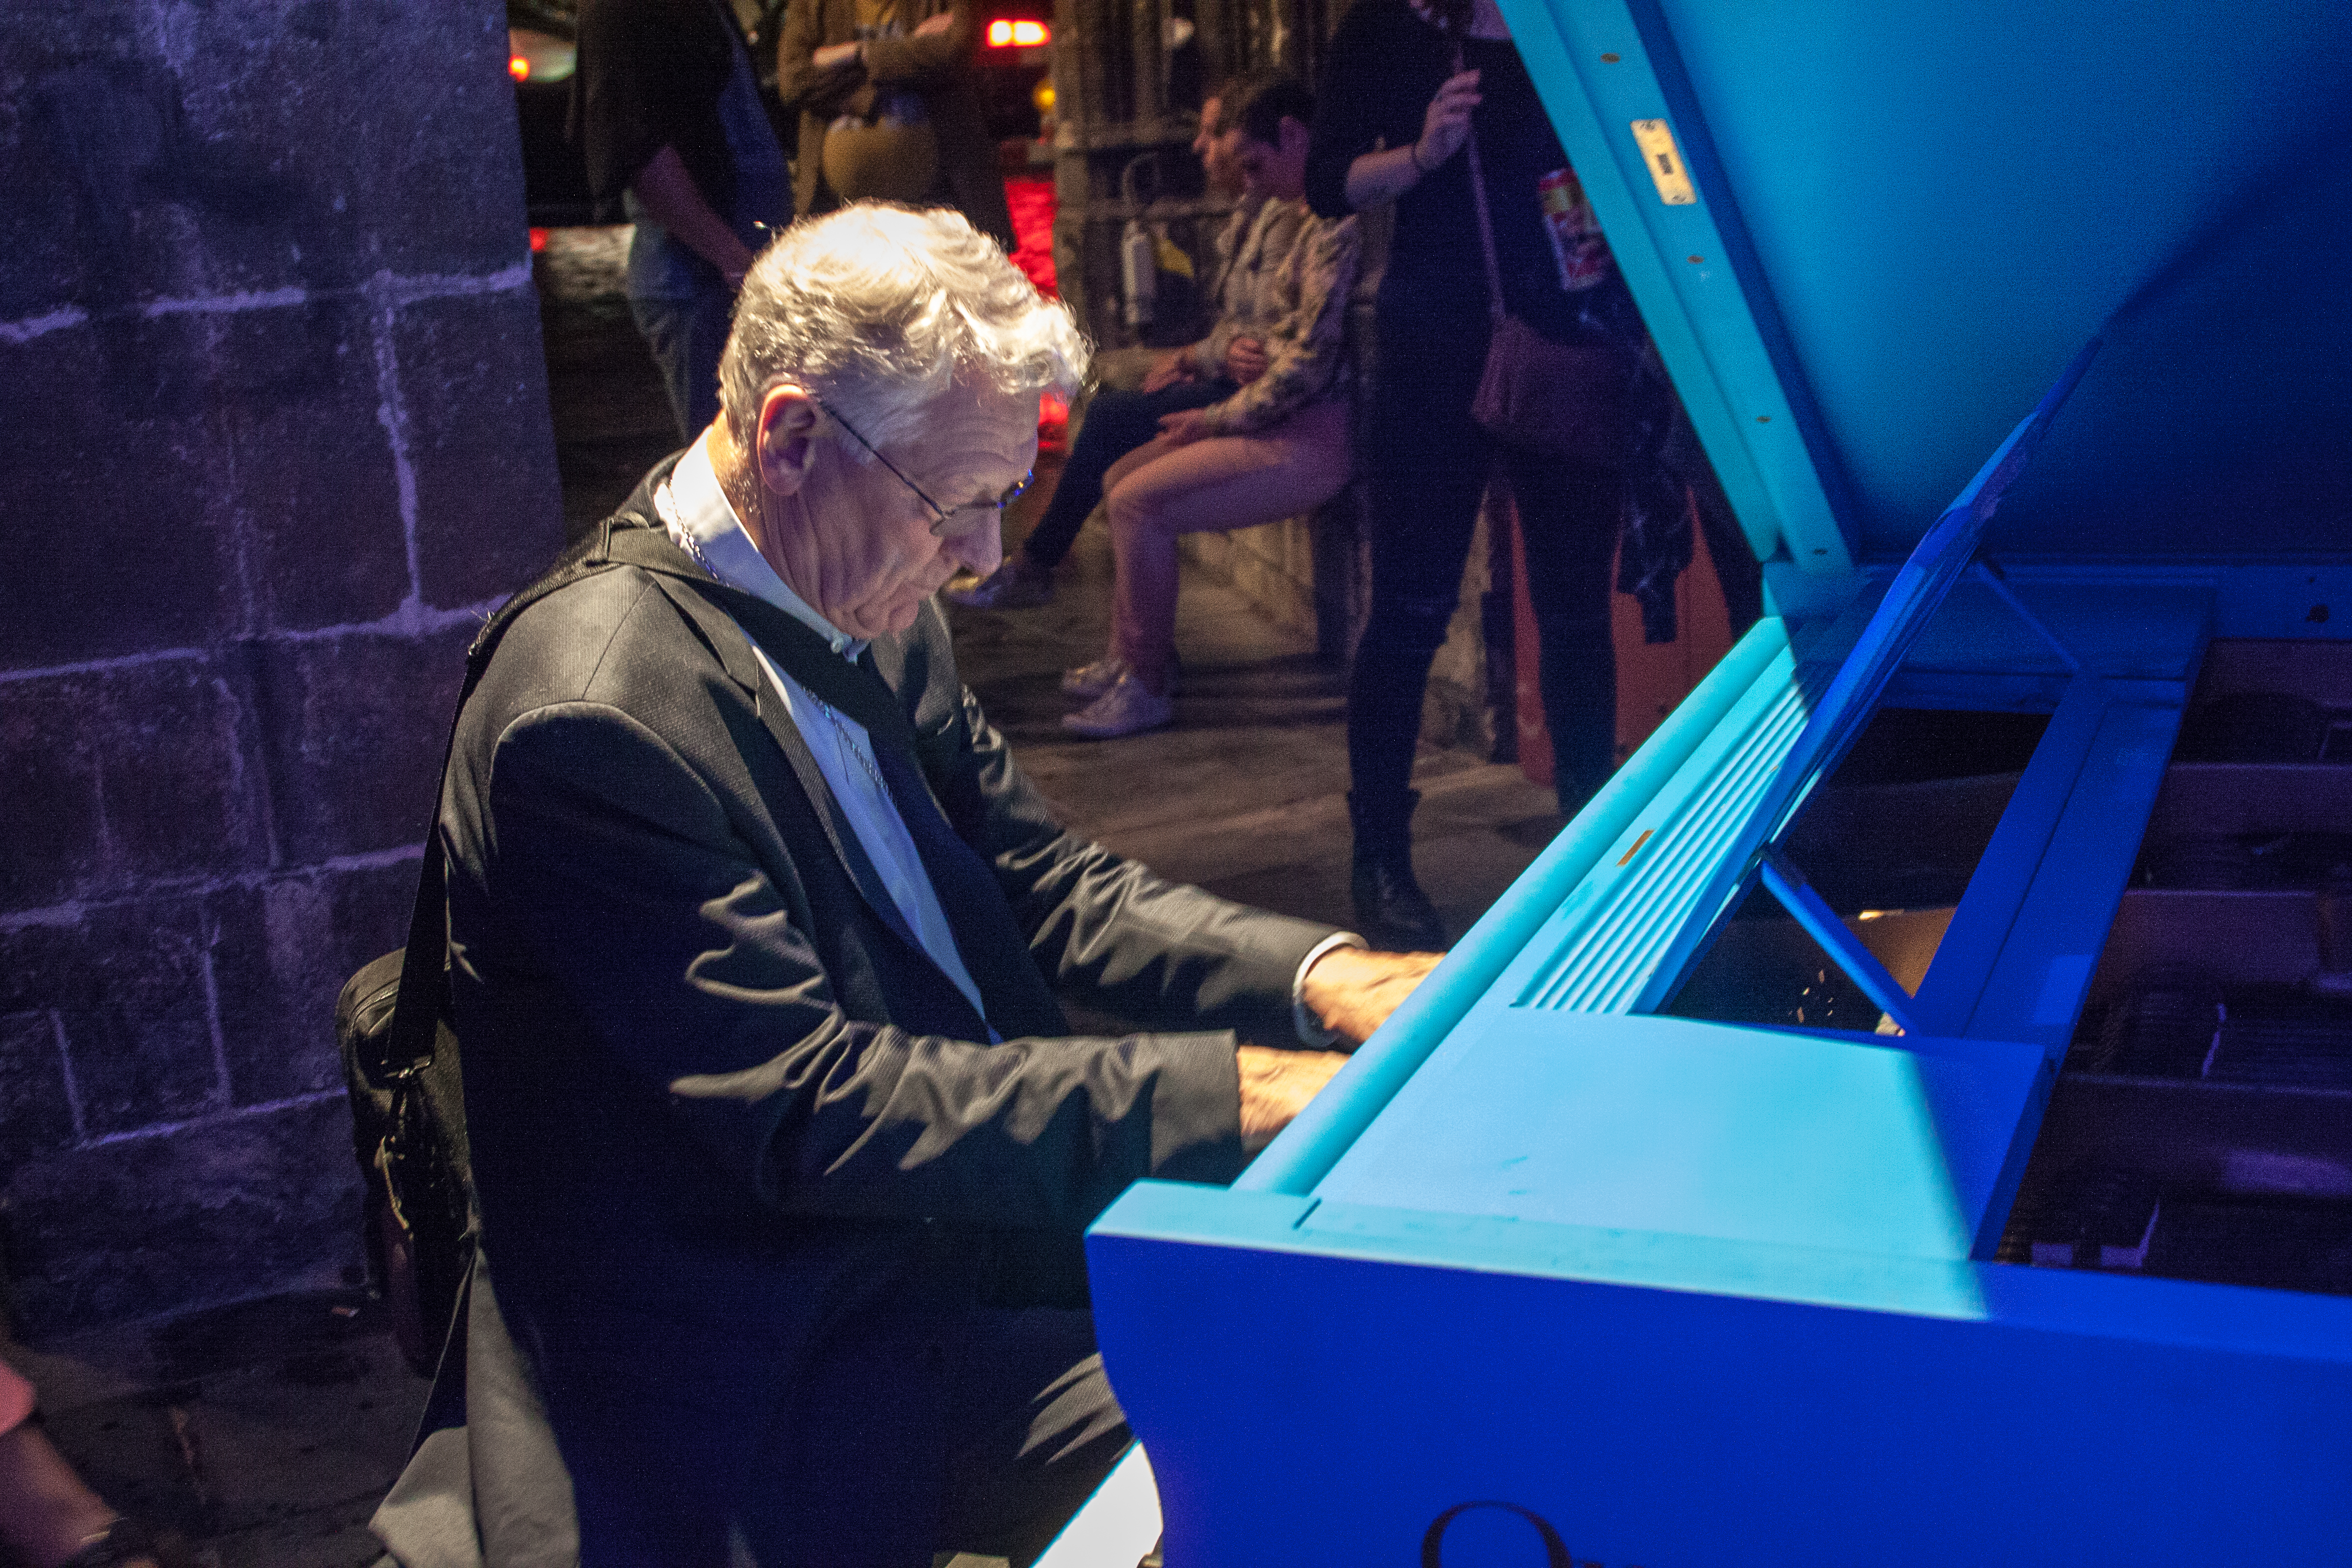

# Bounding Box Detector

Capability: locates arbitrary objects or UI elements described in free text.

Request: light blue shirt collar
[659,436,869,661]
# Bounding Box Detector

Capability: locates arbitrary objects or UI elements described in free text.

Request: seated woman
[1062,75,1362,738]
[945,85,1255,611]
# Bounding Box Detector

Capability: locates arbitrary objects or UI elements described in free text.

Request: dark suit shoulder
[444,564,757,867]
[464,565,713,736]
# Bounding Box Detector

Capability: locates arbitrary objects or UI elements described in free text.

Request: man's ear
[755,384,822,498]
[1280,115,1312,157]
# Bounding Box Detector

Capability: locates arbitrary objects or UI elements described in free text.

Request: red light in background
[509,54,531,81]
[1037,391,1069,452]
[530,227,549,253]
[985,18,1047,46]
[1004,176,1056,298]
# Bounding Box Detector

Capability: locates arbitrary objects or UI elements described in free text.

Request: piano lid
[1503,0,2352,571]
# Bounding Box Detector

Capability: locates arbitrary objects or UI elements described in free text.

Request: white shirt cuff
[1292,931,1368,1047]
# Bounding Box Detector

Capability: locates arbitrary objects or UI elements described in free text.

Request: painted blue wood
[1502,647,1812,1016]
[1073,2,2352,1559]
[1906,675,2116,1036]
[1086,1183,2352,1566]
[1499,0,2352,563]
[1312,1012,2045,1262]
[1962,694,2188,1055]
[1238,616,1793,1196]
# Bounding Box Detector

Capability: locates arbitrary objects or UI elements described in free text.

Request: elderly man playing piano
[414,203,1438,1568]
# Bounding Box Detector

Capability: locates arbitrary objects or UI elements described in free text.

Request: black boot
[1348,790,1447,951]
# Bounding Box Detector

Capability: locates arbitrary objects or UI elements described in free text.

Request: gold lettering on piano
[1617,828,1656,867]
[1629,119,1696,205]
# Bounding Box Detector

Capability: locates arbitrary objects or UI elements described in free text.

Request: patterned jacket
[1187,197,1362,436]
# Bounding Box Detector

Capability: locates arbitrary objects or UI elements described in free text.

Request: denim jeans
[628,262,737,444]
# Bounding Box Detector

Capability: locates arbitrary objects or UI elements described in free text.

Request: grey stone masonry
[0,0,561,1337]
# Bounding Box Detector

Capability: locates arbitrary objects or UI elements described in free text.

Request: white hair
[718,203,1089,457]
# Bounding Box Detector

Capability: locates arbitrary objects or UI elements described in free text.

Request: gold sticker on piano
[1630,119,1696,205]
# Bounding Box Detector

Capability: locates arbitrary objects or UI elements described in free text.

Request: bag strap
[374,529,615,1083]
[373,505,940,1081]
[1453,42,1507,327]
[596,525,925,761]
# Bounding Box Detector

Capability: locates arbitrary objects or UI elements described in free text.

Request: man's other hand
[913,10,955,35]
[1236,1045,1350,1154]
[1154,407,1212,446]
[1300,946,1444,1047]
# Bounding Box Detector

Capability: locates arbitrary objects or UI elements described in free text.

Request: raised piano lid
[1285,362,2091,1262]
[1057,11,2352,1560]
[1230,361,2092,1218]
[1501,0,2352,586]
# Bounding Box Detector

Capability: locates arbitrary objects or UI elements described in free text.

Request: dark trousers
[1348,314,1626,826]
[1019,376,1238,569]
[553,1302,1126,1568]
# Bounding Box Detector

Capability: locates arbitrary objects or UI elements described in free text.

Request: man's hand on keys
[1300,946,1445,1047]
[1235,1045,1351,1153]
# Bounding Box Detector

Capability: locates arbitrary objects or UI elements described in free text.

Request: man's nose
[948,516,1004,579]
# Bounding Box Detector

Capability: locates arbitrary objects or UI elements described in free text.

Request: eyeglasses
[808,393,1033,538]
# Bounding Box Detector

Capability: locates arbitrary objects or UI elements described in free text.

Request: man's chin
[839,599,924,639]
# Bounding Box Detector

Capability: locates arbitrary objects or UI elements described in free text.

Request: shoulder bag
[1459,50,1632,458]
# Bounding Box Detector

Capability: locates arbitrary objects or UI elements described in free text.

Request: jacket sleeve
[776,0,864,120]
[859,0,981,86]
[1194,208,1253,378]
[890,602,1339,1044]
[474,697,1252,1233]
[1199,214,1361,435]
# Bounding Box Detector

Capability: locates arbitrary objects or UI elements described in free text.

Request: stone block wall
[0,0,560,1336]
[1181,513,1318,640]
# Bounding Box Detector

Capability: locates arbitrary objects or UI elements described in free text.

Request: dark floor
[1,227,1562,1566]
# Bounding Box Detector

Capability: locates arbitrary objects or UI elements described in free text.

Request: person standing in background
[777,0,1016,248]
[575,0,794,441]
[1307,0,1657,949]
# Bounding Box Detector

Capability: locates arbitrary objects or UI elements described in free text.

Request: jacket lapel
[646,576,933,965]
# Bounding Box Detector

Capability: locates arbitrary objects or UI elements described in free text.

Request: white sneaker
[1060,654,1131,697]
[1062,674,1175,739]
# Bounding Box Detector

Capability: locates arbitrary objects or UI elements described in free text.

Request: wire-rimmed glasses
[808,393,1033,538]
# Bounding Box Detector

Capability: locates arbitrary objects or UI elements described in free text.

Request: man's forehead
[918,381,1036,486]
[937,374,1036,426]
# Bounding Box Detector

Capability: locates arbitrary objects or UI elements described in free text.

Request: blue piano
[1061,1,2352,1563]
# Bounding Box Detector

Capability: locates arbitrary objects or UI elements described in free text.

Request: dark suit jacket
[440,469,1332,1532]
